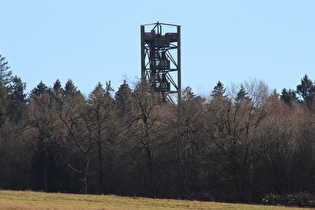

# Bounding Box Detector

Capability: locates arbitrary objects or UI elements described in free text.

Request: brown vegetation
[0,55,315,206]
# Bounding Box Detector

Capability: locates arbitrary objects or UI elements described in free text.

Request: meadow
[0,190,311,210]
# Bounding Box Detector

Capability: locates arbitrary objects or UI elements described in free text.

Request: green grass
[0,190,311,209]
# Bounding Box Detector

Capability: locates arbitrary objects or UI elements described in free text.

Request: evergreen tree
[280,88,297,106]
[235,84,251,105]
[50,79,64,106]
[115,80,132,117]
[64,79,80,96]
[209,80,230,111]
[0,55,13,87]
[87,81,116,193]
[52,79,63,96]
[296,74,315,103]
[105,81,114,97]
[236,84,247,100]
[30,81,49,98]
[182,86,196,101]
[7,76,27,122]
[211,81,226,98]
[0,55,13,126]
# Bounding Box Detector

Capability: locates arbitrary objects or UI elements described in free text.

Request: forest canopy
[0,55,314,205]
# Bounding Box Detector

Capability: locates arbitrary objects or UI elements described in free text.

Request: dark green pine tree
[7,76,27,123]
[64,79,80,96]
[280,88,297,106]
[235,84,250,104]
[52,79,63,96]
[182,86,204,103]
[211,80,226,98]
[105,81,114,98]
[296,74,315,103]
[0,55,13,87]
[49,79,64,106]
[90,82,106,100]
[89,81,114,109]
[30,81,49,99]
[115,80,132,117]
[0,55,13,126]
[236,85,246,99]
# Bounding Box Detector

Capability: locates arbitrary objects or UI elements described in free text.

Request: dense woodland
[0,55,314,204]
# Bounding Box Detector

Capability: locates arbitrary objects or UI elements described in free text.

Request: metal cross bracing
[141,22,181,103]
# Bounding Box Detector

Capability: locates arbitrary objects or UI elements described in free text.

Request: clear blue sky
[1,0,315,96]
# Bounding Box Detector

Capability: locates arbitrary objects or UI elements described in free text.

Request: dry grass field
[0,190,312,210]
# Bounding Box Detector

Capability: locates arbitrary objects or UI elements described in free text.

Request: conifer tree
[30,81,49,98]
[7,76,27,122]
[64,79,80,96]
[115,80,132,117]
[296,74,315,103]
[87,81,116,193]
[211,80,226,98]
[0,55,12,87]
[0,55,12,126]
[280,88,297,106]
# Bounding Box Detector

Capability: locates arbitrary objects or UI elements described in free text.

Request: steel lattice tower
[141,22,181,103]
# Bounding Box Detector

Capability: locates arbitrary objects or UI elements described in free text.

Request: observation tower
[140,22,181,103]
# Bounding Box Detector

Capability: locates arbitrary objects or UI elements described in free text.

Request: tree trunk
[44,152,49,192]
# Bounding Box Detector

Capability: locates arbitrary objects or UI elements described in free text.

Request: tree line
[0,55,314,204]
